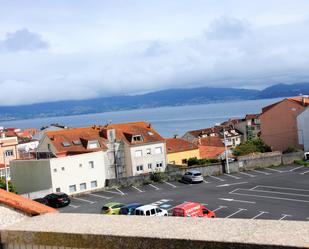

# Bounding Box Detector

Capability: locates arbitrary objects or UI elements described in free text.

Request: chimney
[173,134,178,139]
[302,95,308,106]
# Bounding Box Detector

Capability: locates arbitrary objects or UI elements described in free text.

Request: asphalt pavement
[60,164,309,221]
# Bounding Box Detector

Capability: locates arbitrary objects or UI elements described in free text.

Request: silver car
[182,170,203,183]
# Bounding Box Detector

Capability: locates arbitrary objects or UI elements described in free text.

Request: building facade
[297,107,309,152]
[260,97,309,151]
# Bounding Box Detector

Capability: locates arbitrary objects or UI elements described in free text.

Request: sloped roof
[101,121,165,145]
[198,136,224,147]
[46,127,108,155]
[262,96,309,114]
[199,146,225,159]
[0,189,57,216]
[166,138,198,154]
[245,114,260,120]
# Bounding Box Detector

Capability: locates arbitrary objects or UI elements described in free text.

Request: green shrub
[0,178,16,193]
[294,160,309,166]
[283,146,299,154]
[187,157,220,166]
[151,171,166,183]
[233,138,271,156]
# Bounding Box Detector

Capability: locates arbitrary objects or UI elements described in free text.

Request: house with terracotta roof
[166,138,199,165]
[99,121,167,176]
[0,134,19,180]
[260,96,309,151]
[10,127,112,198]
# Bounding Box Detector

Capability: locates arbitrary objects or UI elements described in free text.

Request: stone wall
[237,152,282,170]
[281,151,304,165]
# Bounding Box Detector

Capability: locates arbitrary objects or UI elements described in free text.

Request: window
[69,185,76,193]
[73,140,82,145]
[156,162,163,168]
[146,210,151,216]
[135,150,142,157]
[5,150,14,157]
[148,163,152,169]
[146,148,151,155]
[56,187,61,192]
[80,183,87,191]
[53,168,57,173]
[182,159,187,164]
[151,209,156,215]
[155,147,162,154]
[132,135,143,142]
[61,167,65,171]
[88,140,100,149]
[91,180,97,188]
[61,141,71,147]
[79,163,82,168]
[136,165,143,172]
[147,131,154,136]
[89,161,94,168]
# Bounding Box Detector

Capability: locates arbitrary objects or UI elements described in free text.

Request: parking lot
[60,164,309,221]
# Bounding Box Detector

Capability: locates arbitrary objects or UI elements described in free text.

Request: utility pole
[223,128,230,174]
[3,152,9,191]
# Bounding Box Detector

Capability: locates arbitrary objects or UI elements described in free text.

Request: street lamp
[223,128,230,174]
[3,152,9,192]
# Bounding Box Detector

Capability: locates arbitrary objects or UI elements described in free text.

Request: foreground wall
[1,213,309,249]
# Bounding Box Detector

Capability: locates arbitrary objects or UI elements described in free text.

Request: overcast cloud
[0,0,309,106]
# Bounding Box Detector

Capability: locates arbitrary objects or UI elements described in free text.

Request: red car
[172,202,215,218]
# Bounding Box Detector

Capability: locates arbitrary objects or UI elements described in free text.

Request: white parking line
[163,181,177,188]
[203,180,210,183]
[239,172,256,177]
[247,189,309,198]
[116,188,125,195]
[209,175,225,182]
[279,214,292,220]
[289,166,304,172]
[264,168,283,173]
[251,211,268,220]
[225,208,247,218]
[132,186,144,193]
[300,170,309,175]
[224,173,241,179]
[73,197,96,204]
[149,184,160,190]
[212,206,227,212]
[253,169,270,175]
[254,185,309,192]
[69,204,80,209]
[89,193,112,199]
[103,190,124,196]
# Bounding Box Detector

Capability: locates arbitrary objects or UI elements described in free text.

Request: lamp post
[3,152,9,191]
[223,128,230,174]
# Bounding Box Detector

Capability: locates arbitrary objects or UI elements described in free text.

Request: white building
[297,107,309,152]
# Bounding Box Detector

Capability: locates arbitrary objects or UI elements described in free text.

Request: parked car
[43,192,70,208]
[172,202,215,218]
[134,205,168,216]
[119,203,143,215]
[182,170,203,183]
[33,198,49,206]
[101,202,125,215]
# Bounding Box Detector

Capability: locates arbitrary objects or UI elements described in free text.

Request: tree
[0,178,16,193]
[233,138,271,156]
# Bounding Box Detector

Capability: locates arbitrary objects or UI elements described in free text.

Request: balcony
[1,213,309,249]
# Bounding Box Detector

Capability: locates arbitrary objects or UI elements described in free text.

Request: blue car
[119,203,143,215]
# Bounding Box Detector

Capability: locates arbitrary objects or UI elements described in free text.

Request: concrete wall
[237,152,282,170]
[282,151,304,165]
[260,99,304,151]
[297,107,309,152]
[10,160,52,197]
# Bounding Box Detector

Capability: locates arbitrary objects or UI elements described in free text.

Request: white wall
[298,108,309,151]
[49,151,106,194]
[129,142,167,176]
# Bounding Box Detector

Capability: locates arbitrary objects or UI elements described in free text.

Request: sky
[0,0,309,106]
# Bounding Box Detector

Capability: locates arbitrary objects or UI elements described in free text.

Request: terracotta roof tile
[199,146,225,159]
[198,136,224,147]
[166,138,198,154]
[262,96,309,114]
[245,114,260,120]
[101,121,165,145]
[0,189,57,216]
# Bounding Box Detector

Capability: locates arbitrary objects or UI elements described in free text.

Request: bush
[0,178,16,193]
[233,138,271,156]
[294,160,309,166]
[187,157,220,166]
[150,171,166,183]
[283,146,300,154]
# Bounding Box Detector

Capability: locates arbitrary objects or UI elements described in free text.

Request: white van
[134,205,168,216]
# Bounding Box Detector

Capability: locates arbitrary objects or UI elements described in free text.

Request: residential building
[165,137,199,165]
[260,96,309,151]
[99,122,167,176]
[0,134,19,180]
[297,106,309,152]
[182,126,242,148]
[234,114,261,141]
[199,146,226,159]
[10,127,111,198]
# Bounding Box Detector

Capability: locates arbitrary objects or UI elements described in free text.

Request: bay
[0,98,280,137]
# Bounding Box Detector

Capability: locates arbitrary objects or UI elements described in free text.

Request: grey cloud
[205,16,251,40]
[0,28,49,52]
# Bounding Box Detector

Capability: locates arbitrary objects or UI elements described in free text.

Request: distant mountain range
[1,82,309,121]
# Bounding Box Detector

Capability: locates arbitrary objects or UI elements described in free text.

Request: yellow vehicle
[101,202,124,215]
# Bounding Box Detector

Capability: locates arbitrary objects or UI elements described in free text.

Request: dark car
[119,203,143,215]
[43,192,70,208]
[33,198,49,206]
